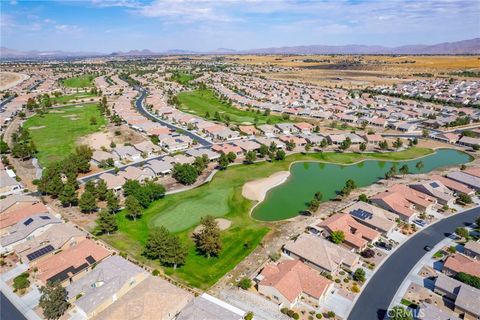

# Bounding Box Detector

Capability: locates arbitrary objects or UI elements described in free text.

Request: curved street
[348,206,480,320]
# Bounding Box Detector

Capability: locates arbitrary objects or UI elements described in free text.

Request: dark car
[424,245,432,251]
[375,241,393,251]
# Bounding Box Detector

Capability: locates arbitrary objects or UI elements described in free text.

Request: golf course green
[252,148,472,221]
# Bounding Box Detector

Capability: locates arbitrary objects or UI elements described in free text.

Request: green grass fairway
[102,147,435,289]
[62,74,95,88]
[176,89,286,125]
[52,92,96,105]
[171,72,195,85]
[23,104,106,166]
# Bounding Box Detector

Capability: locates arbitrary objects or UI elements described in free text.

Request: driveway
[348,205,480,320]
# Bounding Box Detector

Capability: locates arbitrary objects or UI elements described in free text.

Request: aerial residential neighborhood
[1,1,479,320]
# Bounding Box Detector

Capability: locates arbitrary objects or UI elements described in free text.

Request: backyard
[23,104,106,166]
[102,147,443,289]
[176,89,286,125]
[62,74,96,88]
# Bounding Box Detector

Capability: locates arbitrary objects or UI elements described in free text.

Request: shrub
[281,308,289,314]
[152,269,160,276]
[316,314,323,319]
[238,278,252,290]
[244,311,254,320]
[335,278,341,283]
[13,272,30,290]
[293,313,300,320]
[327,311,335,318]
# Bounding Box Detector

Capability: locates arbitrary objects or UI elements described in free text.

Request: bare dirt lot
[77,123,146,150]
[0,72,29,90]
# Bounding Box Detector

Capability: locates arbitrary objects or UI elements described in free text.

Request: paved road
[133,87,213,147]
[1,292,26,320]
[348,206,480,320]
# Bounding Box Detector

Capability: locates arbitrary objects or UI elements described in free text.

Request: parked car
[414,219,427,227]
[424,245,432,251]
[375,241,393,251]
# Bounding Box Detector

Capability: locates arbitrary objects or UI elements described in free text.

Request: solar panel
[350,209,373,220]
[85,255,96,264]
[430,182,440,188]
[26,245,54,261]
[39,215,51,220]
[24,218,34,226]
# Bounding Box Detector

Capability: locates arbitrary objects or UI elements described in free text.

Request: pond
[251,149,472,221]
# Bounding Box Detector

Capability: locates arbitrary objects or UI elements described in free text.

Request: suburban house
[99,173,125,193]
[94,275,193,320]
[67,256,149,319]
[463,240,480,259]
[255,137,285,149]
[91,150,119,165]
[185,148,220,161]
[294,122,314,134]
[409,180,456,206]
[133,140,161,157]
[0,213,62,254]
[144,159,173,176]
[119,166,154,183]
[0,195,39,215]
[238,125,260,136]
[446,171,480,191]
[282,234,359,273]
[309,213,381,252]
[370,184,436,222]
[234,139,261,153]
[112,145,142,162]
[177,293,245,320]
[257,124,280,137]
[13,222,86,264]
[443,253,480,278]
[35,239,111,286]
[0,202,51,231]
[212,143,243,156]
[434,273,480,320]
[429,174,475,196]
[342,201,397,236]
[256,259,334,308]
[0,170,24,196]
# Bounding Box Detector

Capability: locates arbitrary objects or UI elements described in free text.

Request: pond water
[251,149,472,221]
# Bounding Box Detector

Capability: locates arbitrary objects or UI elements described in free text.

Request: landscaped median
[100,147,467,290]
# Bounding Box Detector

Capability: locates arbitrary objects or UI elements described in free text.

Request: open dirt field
[0,72,29,90]
[228,55,480,87]
[242,171,291,202]
[77,124,146,150]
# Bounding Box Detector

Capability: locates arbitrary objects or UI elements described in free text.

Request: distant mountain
[241,38,480,55]
[1,38,479,59]
[0,47,102,58]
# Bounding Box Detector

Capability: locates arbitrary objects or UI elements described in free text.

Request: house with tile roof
[282,234,359,273]
[309,213,381,252]
[342,201,397,236]
[257,259,333,308]
[443,253,480,278]
[429,175,474,196]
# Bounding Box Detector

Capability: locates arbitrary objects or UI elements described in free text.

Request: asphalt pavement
[348,206,480,320]
[1,292,26,320]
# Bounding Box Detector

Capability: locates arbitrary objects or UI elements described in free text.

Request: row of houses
[0,194,249,320]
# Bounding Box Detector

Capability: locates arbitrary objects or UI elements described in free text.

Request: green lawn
[23,104,106,166]
[62,74,95,88]
[52,92,96,105]
[176,89,286,125]
[102,147,434,289]
[170,72,195,85]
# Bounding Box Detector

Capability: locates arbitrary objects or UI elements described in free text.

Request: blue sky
[1,0,479,52]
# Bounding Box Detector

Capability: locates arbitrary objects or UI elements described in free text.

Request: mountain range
[1,38,479,58]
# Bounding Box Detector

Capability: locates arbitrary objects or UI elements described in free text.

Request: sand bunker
[193,218,232,234]
[242,171,290,202]
[29,125,46,130]
[50,110,65,113]
[77,131,113,150]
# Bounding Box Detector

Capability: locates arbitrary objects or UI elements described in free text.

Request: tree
[95,179,108,201]
[39,281,70,320]
[393,138,403,149]
[353,268,366,282]
[96,210,118,235]
[269,142,277,153]
[172,163,198,185]
[258,144,269,158]
[194,215,222,257]
[227,151,237,163]
[286,139,296,151]
[458,193,473,204]
[218,153,229,170]
[340,137,352,151]
[105,190,120,213]
[422,129,429,139]
[0,138,9,154]
[454,272,480,289]
[237,278,252,290]
[144,227,187,269]
[308,199,320,213]
[162,233,188,269]
[245,151,257,164]
[358,193,368,202]
[455,227,470,240]
[79,190,96,213]
[125,195,142,221]
[399,164,409,176]
[59,182,77,207]
[84,180,96,195]
[320,139,327,149]
[359,142,366,152]
[193,155,209,174]
[314,192,323,201]
[379,140,388,150]
[330,230,345,244]
[341,179,357,196]
[416,161,424,170]
[275,149,286,160]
